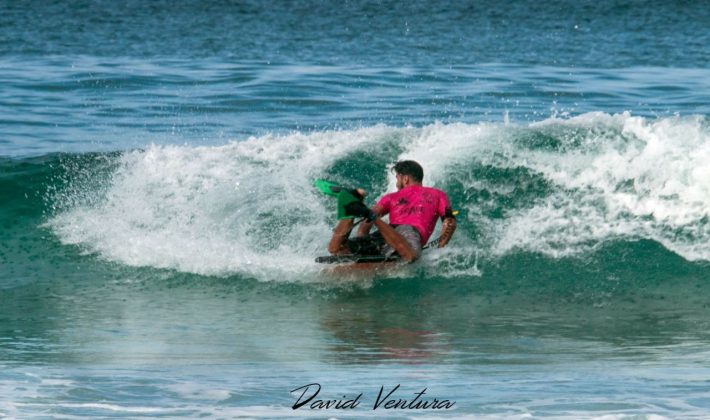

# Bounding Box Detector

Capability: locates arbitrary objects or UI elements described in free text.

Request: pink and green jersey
[376,185,451,245]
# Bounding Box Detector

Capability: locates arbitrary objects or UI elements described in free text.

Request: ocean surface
[2,1,710,418]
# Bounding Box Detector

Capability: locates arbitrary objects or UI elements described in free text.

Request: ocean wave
[36,112,710,279]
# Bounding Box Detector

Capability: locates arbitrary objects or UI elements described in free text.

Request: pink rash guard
[376,185,452,245]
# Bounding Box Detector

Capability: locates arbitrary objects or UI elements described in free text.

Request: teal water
[3,1,710,418]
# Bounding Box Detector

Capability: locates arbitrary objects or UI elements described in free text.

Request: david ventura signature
[290,383,455,410]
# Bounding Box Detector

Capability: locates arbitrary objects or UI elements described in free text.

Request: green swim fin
[315,179,368,219]
[336,189,363,220]
[314,179,344,197]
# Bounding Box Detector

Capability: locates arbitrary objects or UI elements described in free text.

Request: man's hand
[344,200,377,222]
[356,205,386,236]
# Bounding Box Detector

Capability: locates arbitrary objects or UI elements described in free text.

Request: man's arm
[437,214,457,248]
[356,205,386,237]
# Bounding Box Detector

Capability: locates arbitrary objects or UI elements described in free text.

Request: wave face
[30,112,709,281]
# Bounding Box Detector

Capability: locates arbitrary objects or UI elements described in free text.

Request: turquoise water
[2,1,710,418]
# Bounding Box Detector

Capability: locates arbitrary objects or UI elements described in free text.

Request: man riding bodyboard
[324,160,456,263]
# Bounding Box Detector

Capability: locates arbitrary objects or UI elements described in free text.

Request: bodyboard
[315,254,399,264]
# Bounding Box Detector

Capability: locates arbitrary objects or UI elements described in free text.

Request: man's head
[392,160,423,190]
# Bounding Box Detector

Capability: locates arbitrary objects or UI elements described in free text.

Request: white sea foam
[48,113,710,280]
[495,113,710,260]
[49,127,396,279]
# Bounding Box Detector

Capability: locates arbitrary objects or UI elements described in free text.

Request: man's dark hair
[392,160,423,183]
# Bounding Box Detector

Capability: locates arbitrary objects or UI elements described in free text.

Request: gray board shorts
[346,224,422,260]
